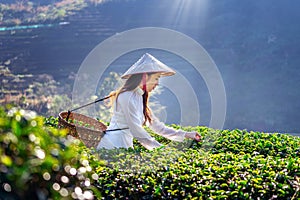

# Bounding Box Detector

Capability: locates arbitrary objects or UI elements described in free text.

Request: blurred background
[1,0,299,133]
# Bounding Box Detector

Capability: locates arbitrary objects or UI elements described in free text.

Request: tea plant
[0,105,102,199]
[2,107,300,199]
[95,126,300,199]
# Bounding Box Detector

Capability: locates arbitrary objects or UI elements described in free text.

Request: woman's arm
[149,115,201,142]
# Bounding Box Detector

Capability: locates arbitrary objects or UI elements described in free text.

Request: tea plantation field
[1,106,299,199]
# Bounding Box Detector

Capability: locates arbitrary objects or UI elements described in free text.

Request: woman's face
[146,73,160,92]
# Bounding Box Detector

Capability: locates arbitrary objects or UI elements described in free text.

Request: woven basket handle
[104,127,129,134]
[65,95,112,122]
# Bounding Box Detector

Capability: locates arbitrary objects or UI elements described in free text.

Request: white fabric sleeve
[149,115,187,142]
[119,94,162,150]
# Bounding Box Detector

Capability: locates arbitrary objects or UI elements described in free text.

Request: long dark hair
[109,73,154,125]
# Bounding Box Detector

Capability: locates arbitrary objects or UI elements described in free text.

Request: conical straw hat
[121,53,176,79]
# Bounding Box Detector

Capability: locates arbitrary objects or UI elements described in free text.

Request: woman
[97,53,201,150]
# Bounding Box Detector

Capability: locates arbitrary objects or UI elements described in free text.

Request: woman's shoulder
[118,89,142,103]
[118,90,136,101]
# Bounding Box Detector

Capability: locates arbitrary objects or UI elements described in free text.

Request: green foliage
[2,107,300,199]
[95,126,300,199]
[0,106,102,199]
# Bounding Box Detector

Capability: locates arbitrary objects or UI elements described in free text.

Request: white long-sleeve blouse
[96,87,188,150]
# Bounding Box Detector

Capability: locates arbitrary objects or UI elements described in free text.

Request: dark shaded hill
[1,0,300,133]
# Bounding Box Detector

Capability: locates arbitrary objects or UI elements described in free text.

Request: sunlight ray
[166,0,209,29]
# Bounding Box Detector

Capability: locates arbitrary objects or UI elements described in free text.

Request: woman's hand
[185,131,201,142]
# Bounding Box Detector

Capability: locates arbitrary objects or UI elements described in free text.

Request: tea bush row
[1,106,300,199]
[95,126,300,199]
[0,106,102,199]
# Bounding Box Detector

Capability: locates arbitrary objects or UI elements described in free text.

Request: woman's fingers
[194,132,201,142]
[186,131,201,142]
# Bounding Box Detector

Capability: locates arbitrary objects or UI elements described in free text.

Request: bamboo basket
[58,111,107,148]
